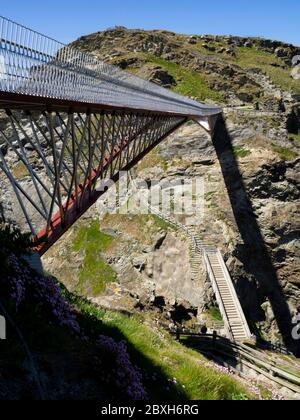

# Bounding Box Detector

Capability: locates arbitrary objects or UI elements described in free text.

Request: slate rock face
[1,28,300,345]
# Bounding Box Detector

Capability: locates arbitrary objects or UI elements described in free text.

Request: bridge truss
[0,16,221,254]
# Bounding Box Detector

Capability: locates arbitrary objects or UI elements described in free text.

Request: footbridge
[0,16,221,254]
[0,17,254,342]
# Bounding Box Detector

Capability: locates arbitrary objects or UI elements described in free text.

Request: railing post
[0,315,6,340]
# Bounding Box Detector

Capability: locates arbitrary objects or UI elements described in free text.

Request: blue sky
[1,0,300,46]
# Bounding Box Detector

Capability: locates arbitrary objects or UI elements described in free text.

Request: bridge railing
[0,16,221,117]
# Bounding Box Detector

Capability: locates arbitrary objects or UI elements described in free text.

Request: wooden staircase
[203,248,251,341]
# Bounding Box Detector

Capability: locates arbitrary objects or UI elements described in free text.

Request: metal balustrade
[0,15,221,117]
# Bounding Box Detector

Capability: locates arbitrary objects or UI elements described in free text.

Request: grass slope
[71,295,254,400]
[73,220,117,295]
[142,54,224,102]
[235,47,300,95]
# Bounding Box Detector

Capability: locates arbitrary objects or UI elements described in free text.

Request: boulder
[291,66,300,81]
[225,48,236,57]
[132,254,148,271]
[150,68,177,87]
[261,97,285,112]
[187,36,197,45]
[220,66,235,77]
[244,41,253,48]
[203,44,216,52]
[236,91,254,103]
[138,65,177,88]
[275,47,287,58]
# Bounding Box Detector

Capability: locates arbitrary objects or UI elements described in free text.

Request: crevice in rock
[152,296,166,311]
[286,110,300,134]
[171,304,198,324]
[154,233,167,250]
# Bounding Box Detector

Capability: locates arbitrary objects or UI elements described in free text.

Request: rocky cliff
[1,27,300,347]
[71,28,300,345]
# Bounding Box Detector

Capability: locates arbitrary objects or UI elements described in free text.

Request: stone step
[232,328,247,333]
[231,331,246,337]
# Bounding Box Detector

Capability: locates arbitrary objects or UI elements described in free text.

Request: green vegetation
[186,37,300,94]
[248,321,267,342]
[233,146,252,158]
[135,147,168,173]
[205,191,217,209]
[257,385,273,400]
[151,214,175,231]
[70,296,254,400]
[235,47,300,95]
[191,41,300,96]
[190,38,229,57]
[207,306,223,322]
[72,220,117,296]
[143,54,224,102]
[271,144,298,161]
[0,226,256,400]
[12,162,29,179]
[101,212,176,245]
[204,191,216,201]
[289,133,300,145]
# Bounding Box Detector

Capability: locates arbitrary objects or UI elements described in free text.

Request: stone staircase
[189,234,203,282]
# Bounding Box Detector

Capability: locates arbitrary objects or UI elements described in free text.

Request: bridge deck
[0,16,221,119]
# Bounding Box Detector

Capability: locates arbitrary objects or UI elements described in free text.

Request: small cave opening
[152,296,166,311]
[274,248,287,263]
[154,233,167,250]
[171,304,198,324]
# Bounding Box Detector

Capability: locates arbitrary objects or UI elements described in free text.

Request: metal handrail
[0,16,222,118]
[216,249,252,338]
[172,331,300,395]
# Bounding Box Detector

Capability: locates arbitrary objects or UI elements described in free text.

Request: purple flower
[0,251,147,400]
